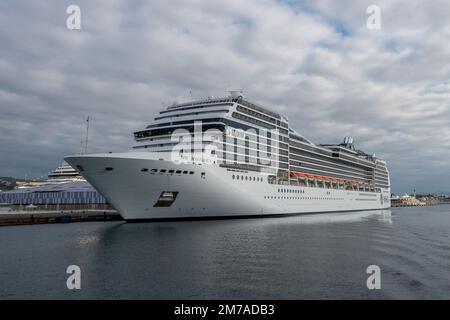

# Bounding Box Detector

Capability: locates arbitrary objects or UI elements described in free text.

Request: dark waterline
[1,206,449,299]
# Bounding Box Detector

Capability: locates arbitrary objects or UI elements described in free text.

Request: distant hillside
[0,177,16,191]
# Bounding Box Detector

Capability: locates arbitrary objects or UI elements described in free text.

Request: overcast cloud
[1,0,450,194]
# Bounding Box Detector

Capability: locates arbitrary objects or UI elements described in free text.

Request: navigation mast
[84,116,90,154]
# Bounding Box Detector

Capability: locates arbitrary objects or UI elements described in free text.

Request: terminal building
[0,181,110,211]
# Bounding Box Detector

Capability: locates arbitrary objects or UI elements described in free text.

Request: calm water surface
[1,206,450,299]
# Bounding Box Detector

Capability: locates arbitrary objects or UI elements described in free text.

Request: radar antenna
[228,90,243,99]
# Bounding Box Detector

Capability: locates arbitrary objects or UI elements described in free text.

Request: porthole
[141,168,148,172]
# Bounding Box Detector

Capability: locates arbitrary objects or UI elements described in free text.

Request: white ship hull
[66,152,391,221]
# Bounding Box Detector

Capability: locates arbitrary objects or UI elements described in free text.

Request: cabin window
[141,168,149,172]
[105,167,114,171]
[168,170,175,174]
[176,170,182,174]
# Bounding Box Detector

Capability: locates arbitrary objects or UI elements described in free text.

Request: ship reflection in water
[291,209,392,225]
[1,207,449,300]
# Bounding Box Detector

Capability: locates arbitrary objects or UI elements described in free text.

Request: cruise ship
[47,162,85,183]
[65,93,390,221]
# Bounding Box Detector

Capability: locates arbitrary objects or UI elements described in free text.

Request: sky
[1,0,450,194]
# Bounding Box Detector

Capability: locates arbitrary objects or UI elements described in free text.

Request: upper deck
[130,94,388,187]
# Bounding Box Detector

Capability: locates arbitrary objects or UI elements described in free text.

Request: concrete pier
[0,209,122,226]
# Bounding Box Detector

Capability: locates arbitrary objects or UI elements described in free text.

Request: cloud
[0,0,449,193]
